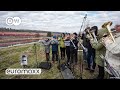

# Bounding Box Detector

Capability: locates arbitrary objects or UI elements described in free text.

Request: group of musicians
[41,32,79,66]
[58,32,79,66]
[41,22,111,79]
[81,25,110,79]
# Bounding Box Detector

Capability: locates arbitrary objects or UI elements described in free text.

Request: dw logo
[6,17,21,26]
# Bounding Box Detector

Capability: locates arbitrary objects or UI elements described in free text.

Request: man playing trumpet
[88,26,98,72]
[90,26,109,79]
[70,32,79,65]
[84,27,97,72]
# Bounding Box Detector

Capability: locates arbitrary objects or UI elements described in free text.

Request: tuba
[102,21,115,43]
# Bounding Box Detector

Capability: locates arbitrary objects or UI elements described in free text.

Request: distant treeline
[0,27,49,33]
[0,27,63,34]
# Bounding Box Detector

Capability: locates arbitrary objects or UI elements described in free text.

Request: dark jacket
[70,37,78,50]
[64,39,71,47]
[82,33,93,52]
[81,33,88,48]
[86,39,93,52]
[50,39,59,52]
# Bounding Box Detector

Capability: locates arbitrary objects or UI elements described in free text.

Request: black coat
[81,33,93,52]
[70,37,78,51]
[81,33,88,48]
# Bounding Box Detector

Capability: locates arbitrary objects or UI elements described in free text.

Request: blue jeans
[87,50,92,68]
[83,50,88,61]
[91,49,96,69]
[87,49,96,69]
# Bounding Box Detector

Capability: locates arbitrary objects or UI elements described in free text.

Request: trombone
[87,28,98,43]
[91,30,98,43]
[78,41,88,52]
[70,39,77,49]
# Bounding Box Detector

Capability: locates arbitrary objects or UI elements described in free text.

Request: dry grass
[0,42,104,79]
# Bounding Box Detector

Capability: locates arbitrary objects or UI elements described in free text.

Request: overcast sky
[0,11,120,33]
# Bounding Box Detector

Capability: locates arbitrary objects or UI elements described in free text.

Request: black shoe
[96,77,101,79]
[84,60,87,63]
[93,77,97,79]
[97,77,104,79]
[70,62,73,65]
[94,76,103,79]
[47,60,49,62]
[67,63,70,67]
[90,69,95,73]
[75,62,77,65]
[85,68,90,70]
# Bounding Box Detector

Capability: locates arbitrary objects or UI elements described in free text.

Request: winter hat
[53,35,56,39]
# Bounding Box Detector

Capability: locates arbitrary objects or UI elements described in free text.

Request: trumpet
[86,28,95,41]
[88,31,94,40]
[78,41,88,52]
[70,39,77,49]
[70,34,78,49]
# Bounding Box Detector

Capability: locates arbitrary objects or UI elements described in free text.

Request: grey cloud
[0,11,120,33]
